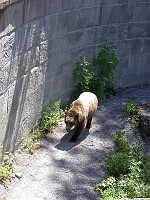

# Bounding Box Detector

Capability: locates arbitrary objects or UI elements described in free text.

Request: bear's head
[64,110,78,132]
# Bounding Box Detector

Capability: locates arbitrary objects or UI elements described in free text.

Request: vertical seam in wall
[93,24,97,45]
[7,89,9,114]
[78,8,81,29]
[22,0,25,24]
[133,2,137,23]
[3,6,6,31]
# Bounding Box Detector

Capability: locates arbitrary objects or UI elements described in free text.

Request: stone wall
[0,0,150,151]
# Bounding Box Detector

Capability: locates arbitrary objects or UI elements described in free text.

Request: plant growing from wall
[72,43,119,100]
[72,56,95,100]
[40,101,64,132]
[20,128,43,154]
[95,43,119,99]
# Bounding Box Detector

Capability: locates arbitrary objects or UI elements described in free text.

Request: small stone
[15,172,22,179]
[29,172,34,176]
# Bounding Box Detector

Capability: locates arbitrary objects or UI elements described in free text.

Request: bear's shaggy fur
[64,92,98,142]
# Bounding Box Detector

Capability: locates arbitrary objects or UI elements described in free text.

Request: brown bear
[64,92,98,142]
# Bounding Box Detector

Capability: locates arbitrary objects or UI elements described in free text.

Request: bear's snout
[65,124,74,132]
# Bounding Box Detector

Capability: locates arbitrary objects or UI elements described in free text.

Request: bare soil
[0,85,150,200]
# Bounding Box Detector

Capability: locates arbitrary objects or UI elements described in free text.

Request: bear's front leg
[69,121,86,143]
[86,117,92,129]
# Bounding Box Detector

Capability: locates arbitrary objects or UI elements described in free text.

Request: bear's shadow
[55,128,90,151]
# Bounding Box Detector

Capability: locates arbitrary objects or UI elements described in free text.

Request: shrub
[20,100,67,154]
[0,152,14,183]
[95,130,150,199]
[104,150,130,177]
[72,56,95,100]
[112,130,131,153]
[20,128,43,154]
[72,43,119,100]
[40,101,64,132]
[95,43,119,99]
[96,166,150,200]
[125,99,140,127]
[143,156,150,183]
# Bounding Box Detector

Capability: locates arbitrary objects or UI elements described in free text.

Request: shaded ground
[0,85,150,200]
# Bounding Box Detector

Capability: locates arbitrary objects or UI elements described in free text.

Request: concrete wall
[0,0,150,151]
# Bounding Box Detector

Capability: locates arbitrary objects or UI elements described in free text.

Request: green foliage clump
[20,128,43,154]
[40,101,64,132]
[125,99,137,116]
[143,156,150,183]
[96,167,150,200]
[95,130,150,200]
[72,57,95,99]
[0,152,14,183]
[104,150,130,177]
[95,44,119,99]
[72,43,119,100]
[112,130,131,153]
[125,99,140,127]
[21,101,66,154]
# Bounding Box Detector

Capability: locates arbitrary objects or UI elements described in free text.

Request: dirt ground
[0,85,150,200]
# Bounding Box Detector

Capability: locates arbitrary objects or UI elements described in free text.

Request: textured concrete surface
[0,0,150,149]
[0,85,149,200]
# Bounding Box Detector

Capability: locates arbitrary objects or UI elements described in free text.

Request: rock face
[0,0,150,150]
[138,103,150,137]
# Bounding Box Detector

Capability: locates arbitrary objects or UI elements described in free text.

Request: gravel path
[0,85,150,200]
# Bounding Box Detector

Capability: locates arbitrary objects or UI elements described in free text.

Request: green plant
[95,176,127,200]
[96,166,150,200]
[72,56,95,100]
[0,198,6,200]
[40,101,64,132]
[143,156,150,183]
[104,150,130,177]
[20,100,67,154]
[125,99,137,115]
[0,152,14,182]
[72,43,119,100]
[112,130,131,153]
[95,43,119,99]
[96,130,150,199]
[125,99,140,127]
[20,128,43,154]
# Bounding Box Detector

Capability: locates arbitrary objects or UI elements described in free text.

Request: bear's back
[78,92,98,113]
[79,92,97,103]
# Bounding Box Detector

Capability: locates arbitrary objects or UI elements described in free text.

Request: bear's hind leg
[86,117,92,129]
